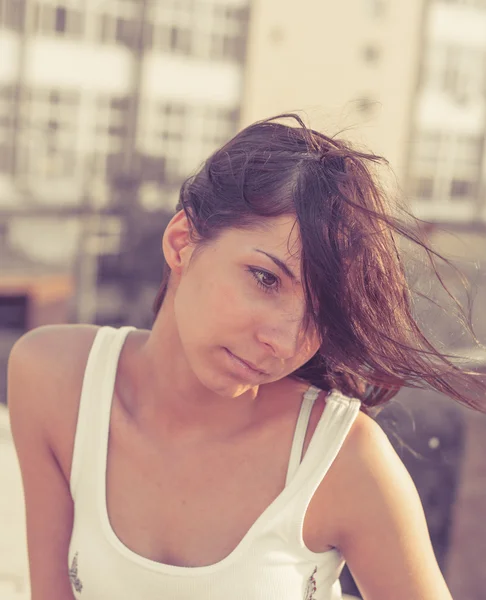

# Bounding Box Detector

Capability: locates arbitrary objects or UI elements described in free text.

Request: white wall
[241,0,425,181]
[0,33,19,82]
[417,93,485,133]
[144,55,242,106]
[26,39,131,93]
[9,217,82,265]
[430,2,486,47]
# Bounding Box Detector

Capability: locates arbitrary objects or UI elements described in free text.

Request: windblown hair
[153,113,484,410]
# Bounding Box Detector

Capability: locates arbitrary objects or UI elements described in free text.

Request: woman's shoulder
[331,409,410,498]
[9,323,101,392]
[324,408,421,545]
[8,324,101,479]
[322,409,449,598]
[11,322,100,353]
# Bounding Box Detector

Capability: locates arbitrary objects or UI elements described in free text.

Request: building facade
[0,0,249,323]
[242,0,486,226]
[2,0,486,325]
[241,0,426,183]
[407,0,486,224]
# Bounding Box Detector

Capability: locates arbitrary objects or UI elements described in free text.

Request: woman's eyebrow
[253,249,300,283]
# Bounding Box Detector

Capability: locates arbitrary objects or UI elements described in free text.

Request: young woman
[8,114,479,600]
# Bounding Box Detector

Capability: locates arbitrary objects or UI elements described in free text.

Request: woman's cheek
[297,331,320,362]
[219,272,253,303]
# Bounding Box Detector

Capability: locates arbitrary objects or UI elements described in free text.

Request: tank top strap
[285,385,321,486]
[285,390,361,535]
[70,325,135,500]
[299,390,361,489]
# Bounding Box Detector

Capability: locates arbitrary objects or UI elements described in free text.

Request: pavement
[0,405,29,600]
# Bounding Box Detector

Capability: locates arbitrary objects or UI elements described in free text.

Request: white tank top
[68,326,361,599]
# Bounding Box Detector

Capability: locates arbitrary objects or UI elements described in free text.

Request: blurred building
[406,0,486,348]
[242,0,425,183]
[1,0,486,328]
[1,1,485,594]
[0,0,249,324]
[407,0,486,224]
[242,0,486,347]
[243,0,486,227]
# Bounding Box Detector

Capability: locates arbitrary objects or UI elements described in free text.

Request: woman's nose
[255,316,302,361]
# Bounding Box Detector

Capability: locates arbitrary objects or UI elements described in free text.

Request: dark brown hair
[153,113,484,411]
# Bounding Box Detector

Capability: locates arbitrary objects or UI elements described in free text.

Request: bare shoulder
[8,326,105,598]
[306,409,404,538]
[331,410,417,534]
[340,408,401,473]
[327,407,453,598]
[8,323,100,407]
[321,409,452,598]
[9,322,99,362]
[8,324,100,480]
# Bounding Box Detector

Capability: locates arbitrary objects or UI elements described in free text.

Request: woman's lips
[224,348,267,378]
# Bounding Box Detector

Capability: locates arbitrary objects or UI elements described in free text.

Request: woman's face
[167,214,321,397]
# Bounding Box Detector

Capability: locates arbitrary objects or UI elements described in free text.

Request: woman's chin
[198,372,257,400]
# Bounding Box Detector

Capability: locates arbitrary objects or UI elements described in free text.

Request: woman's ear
[162,210,193,274]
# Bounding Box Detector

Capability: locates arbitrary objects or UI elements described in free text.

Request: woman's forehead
[228,216,302,258]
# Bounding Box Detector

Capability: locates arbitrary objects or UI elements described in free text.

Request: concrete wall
[241,0,425,181]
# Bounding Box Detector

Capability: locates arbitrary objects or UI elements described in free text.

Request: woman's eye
[249,268,280,293]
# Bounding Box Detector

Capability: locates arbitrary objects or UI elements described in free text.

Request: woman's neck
[117,305,264,442]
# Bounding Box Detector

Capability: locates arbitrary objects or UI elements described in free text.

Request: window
[414,131,442,166]
[185,104,238,174]
[170,26,191,54]
[141,100,238,184]
[409,130,482,203]
[424,43,486,102]
[362,44,381,64]
[455,135,482,166]
[209,4,248,62]
[365,0,387,17]
[99,13,115,43]
[152,102,186,181]
[94,94,130,180]
[34,2,85,39]
[409,131,443,202]
[411,177,435,200]
[449,134,483,201]
[97,0,140,48]
[153,0,193,55]
[443,46,464,97]
[115,16,137,47]
[0,85,14,174]
[151,0,249,63]
[201,105,238,150]
[450,179,477,199]
[0,0,26,31]
[55,5,65,31]
[19,87,79,180]
[0,86,14,132]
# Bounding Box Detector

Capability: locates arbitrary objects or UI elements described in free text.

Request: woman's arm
[8,328,80,600]
[332,413,453,600]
